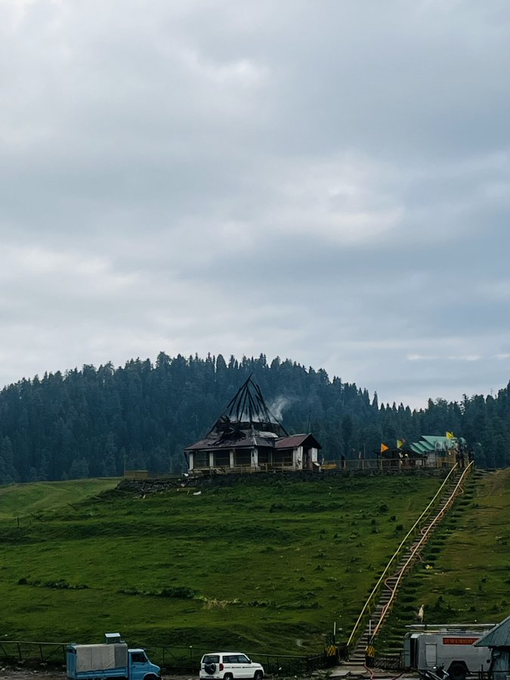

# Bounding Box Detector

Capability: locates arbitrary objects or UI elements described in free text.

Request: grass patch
[0,473,446,654]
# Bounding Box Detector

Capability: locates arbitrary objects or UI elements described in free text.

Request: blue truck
[67,634,161,680]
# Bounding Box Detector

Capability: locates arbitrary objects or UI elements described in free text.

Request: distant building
[184,376,322,473]
[410,435,466,468]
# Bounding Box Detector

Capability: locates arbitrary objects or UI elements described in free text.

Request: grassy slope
[0,473,446,655]
[377,468,510,653]
[0,479,120,520]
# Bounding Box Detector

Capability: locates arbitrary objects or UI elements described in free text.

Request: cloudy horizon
[1,0,510,409]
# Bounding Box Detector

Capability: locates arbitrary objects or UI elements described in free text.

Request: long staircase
[344,463,473,669]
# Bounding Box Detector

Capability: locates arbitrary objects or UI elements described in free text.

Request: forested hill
[0,353,509,483]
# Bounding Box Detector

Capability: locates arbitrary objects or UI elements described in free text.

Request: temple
[184,376,321,473]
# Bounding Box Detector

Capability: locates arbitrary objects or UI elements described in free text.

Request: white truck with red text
[404,625,495,680]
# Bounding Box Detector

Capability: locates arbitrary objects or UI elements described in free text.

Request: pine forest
[0,353,509,483]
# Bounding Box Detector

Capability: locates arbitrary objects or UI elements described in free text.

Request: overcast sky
[1,0,510,409]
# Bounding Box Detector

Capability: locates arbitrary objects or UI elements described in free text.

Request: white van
[200,653,264,680]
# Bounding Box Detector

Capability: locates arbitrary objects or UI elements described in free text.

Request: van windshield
[203,656,219,664]
[131,653,147,663]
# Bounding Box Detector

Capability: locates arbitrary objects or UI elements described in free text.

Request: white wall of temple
[293,446,304,469]
[188,445,320,471]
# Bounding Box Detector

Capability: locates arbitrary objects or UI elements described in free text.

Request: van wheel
[254,672,263,680]
[144,675,158,680]
[449,663,467,680]
[224,673,234,680]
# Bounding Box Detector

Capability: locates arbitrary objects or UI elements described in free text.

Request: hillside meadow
[0,479,119,520]
[1,473,447,656]
[378,468,510,653]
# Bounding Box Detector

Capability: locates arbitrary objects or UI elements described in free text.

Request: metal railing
[0,640,67,664]
[192,458,458,475]
[0,640,330,675]
[145,645,329,674]
[370,462,473,641]
[190,462,298,475]
[346,463,462,651]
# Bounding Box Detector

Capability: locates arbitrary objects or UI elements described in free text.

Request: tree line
[0,352,508,483]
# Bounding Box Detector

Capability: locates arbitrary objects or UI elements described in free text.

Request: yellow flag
[446,431,454,439]
[397,439,404,449]
[380,443,389,453]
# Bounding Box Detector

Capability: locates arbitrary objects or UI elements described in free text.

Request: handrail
[346,464,460,649]
[370,461,473,639]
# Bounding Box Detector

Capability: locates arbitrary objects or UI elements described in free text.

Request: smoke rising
[268,395,293,422]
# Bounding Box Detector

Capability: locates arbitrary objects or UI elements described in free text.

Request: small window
[203,656,219,664]
[194,452,209,468]
[213,451,230,467]
[425,644,437,666]
[234,450,251,466]
[131,653,146,663]
[223,656,237,664]
[236,656,249,663]
[258,449,270,464]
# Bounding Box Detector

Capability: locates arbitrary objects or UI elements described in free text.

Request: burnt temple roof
[185,375,289,450]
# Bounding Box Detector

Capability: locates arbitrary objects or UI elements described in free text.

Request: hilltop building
[184,376,322,473]
[410,435,467,468]
[377,434,470,470]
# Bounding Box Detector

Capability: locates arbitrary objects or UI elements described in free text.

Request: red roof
[185,432,322,452]
[275,434,322,450]
[185,435,276,451]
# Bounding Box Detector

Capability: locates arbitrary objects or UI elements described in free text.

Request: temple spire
[208,374,288,437]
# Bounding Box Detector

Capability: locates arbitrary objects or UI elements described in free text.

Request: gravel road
[0,671,197,680]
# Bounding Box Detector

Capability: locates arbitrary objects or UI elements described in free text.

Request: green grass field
[0,479,120,520]
[377,468,510,653]
[0,472,445,657]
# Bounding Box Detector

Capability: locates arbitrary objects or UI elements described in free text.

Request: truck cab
[128,649,161,680]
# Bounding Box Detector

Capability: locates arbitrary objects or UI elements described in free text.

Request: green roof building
[410,435,466,467]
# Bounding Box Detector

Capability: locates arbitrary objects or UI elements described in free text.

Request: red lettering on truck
[442,637,479,645]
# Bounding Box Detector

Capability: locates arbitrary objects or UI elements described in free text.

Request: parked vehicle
[200,652,264,680]
[67,633,160,680]
[404,626,494,680]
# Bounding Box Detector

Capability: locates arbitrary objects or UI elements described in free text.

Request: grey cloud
[1,0,510,408]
